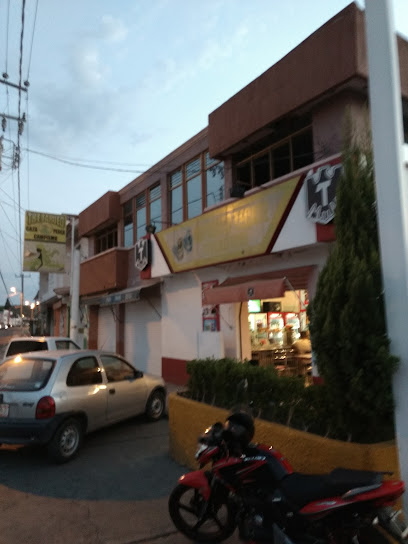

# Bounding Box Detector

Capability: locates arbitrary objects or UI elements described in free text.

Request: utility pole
[365,0,408,515]
[15,273,30,331]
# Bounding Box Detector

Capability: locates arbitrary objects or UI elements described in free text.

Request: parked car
[0,350,166,462]
[1,336,80,362]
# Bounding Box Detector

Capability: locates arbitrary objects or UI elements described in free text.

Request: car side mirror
[135,370,143,379]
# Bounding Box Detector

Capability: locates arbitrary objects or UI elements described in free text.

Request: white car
[1,336,80,363]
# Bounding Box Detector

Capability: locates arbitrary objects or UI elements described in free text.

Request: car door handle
[109,388,116,395]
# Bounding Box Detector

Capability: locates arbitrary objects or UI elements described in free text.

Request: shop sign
[306,161,342,224]
[156,174,302,273]
[135,237,150,271]
[202,281,220,332]
[23,211,67,273]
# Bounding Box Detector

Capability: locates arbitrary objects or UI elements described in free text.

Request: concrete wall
[169,394,400,478]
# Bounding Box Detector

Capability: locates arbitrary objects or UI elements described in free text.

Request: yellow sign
[24,211,66,243]
[156,175,301,273]
[23,211,67,273]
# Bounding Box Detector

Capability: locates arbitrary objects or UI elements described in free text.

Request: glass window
[67,356,102,387]
[0,357,54,391]
[272,143,291,178]
[100,355,137,382]
[253,153,270,186]
[206,163,224,207]
[170,185,183,225]
[95,226,118,255]
[205,151,218,168]
[136,207,146,240]
[186,157,201,179]
[6,340,48,357]
[123,200,134,247]
[55,340,80,350]
[233,126,314,189]
[168,153,226,222]
[187,174,202,219]
[236,163,251,189]
[136,193,146,240]
[149,185,162,232]
[170,170,182,189]
[292,129,314,170]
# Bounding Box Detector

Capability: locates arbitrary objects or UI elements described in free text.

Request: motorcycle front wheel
[168,483,237,543]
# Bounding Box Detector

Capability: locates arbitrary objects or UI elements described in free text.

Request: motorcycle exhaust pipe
[375,507,408,543]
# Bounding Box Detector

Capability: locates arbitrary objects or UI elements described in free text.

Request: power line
[26,148,150,173]
[25,0,38,82]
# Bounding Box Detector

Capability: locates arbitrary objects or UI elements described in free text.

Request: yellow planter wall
[169,394,400,478]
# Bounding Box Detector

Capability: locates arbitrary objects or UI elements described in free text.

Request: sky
[1,0,408,303]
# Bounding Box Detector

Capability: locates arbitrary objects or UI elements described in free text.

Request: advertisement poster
[202,280,220,332]
[23,211,67,273]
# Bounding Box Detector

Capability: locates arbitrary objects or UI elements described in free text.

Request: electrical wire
[26,148,151,174]
[25,0,38,82]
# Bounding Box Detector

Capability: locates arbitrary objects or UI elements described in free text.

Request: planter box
[168,394,400,477]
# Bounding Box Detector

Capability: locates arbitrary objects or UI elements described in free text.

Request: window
[170,170,183,226]
[168,152,224,223]
[100,355,137,382]
[123,200,134,247]
[6,340,48,357]
[136,193,146,240]
[95,226,118,255]
[205,152,224,208]
[55,340,81,350]
[67,357,102,387]
[186,157,202,219]
[0,358,54,391]
[149,185,162,232]
[234,127,313,190]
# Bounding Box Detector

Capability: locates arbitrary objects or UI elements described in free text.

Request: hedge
[184,358,393,442]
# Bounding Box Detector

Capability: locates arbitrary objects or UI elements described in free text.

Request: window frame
[95,225,118,255]
[235,126,313,190]
[168,152,224,223]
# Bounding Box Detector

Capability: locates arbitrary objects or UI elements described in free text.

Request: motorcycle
[168,411,408,544]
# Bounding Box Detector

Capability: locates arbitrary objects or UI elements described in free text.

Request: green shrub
[185,358,342,439]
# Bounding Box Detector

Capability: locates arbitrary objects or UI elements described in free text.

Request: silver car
[0,350,166,463]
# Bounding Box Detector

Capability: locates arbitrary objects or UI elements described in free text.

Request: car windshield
[0,357,55,391]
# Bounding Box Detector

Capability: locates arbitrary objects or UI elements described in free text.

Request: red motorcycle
[168,411,408,544]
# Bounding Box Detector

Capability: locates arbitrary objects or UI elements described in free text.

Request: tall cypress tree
[308,117,398,442]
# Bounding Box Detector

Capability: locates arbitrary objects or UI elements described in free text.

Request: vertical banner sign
[202,281,220,332]
[306,161,343,224]
[23,211,67,273]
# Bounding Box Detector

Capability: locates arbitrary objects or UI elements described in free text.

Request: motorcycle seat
[280,467,383,509]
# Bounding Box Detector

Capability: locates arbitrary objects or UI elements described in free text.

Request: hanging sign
[306,160,342,224]
[135,237,150,271]
[23,211,67,272]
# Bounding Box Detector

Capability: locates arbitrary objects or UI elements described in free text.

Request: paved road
[0,416,242,544]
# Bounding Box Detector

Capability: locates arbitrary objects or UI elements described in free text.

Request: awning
[202,277,286,305]
[81,278,162,306]
[202,266,316,305]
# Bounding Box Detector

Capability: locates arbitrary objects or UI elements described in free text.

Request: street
[0,415,241,544]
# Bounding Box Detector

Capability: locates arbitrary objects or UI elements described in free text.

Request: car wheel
[145,390,165,421]
[47,418,83,463]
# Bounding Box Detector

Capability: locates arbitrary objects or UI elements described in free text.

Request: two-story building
[77,3,408,384]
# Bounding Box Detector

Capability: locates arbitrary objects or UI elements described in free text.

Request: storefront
[147,155,339,385]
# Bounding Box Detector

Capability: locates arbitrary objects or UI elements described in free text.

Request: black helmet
[223,410,255,448]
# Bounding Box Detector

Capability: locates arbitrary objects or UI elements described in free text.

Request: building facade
[77,4,408,383]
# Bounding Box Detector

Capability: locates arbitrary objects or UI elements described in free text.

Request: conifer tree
[307,116,398,442]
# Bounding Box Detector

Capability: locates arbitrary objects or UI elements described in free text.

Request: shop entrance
[248,289,312,382]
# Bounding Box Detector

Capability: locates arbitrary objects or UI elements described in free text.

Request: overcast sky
[1,0,408,302]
